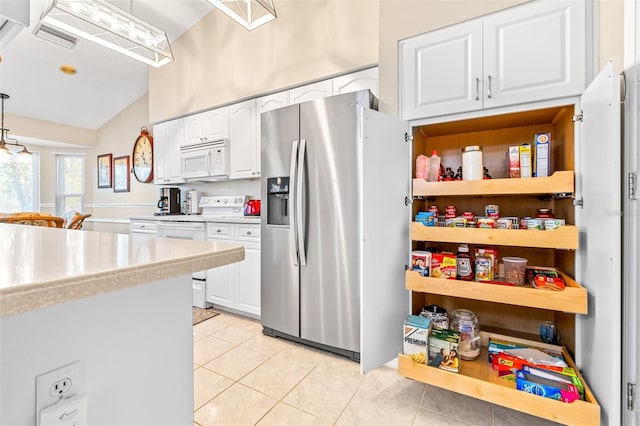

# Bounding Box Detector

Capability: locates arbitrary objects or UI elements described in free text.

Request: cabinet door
[575,61,621,425]
[234,244,261,316]
[206,264,234,308]
[400,19,483,120]
[183,113,204,147]
[483,0,586,109]
[229,99,257,179]
[203,107,230,141]
[153,122,168,184]
[257,91,289,177]
[289,80,333,105]
[333,67,379,98]
[165,119,184,183]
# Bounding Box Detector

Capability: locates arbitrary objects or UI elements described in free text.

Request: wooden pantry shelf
[413,171,574,197]
[405,270,587,314]
[411,222,579,250]
[398,332,600,426]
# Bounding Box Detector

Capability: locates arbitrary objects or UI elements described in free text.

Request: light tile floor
[193,312,561,426]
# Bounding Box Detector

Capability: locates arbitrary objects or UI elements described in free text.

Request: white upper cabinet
[153,119,184,184]
[229,99,258,179]
[400,0,586,120]
[333,67,379,98]
[182,107,230,147]
[483,0,586,109]
[289,80,334,104]
[400,20,483,119]
[257,91,290,114]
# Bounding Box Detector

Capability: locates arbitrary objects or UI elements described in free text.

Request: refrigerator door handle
[289,140,299,267]
[296,138,307,266]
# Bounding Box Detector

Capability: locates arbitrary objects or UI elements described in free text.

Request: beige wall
[378,0,625,115]
[148,0,380,123]
[7,114,97,147]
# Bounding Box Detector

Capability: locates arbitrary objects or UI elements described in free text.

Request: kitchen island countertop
[0,223,244,318]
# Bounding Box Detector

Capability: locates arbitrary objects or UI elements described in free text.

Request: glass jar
[535,208,554,219]
[450,309,481,360]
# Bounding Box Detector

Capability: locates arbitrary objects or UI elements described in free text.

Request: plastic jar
[503,256,528,285]
[420,305,449,329]
[450,309,481,360]
[462,146,483,181]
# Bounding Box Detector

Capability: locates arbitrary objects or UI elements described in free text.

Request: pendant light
[38,0,173,68]
[207,0,277,31]
[0,93,32,160]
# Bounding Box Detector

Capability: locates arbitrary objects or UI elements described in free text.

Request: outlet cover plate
[36,361,84,425]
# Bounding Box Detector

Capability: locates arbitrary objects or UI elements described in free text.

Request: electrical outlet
[36,361,84,425]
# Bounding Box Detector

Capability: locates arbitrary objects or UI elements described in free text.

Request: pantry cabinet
[229,99,258,179]
[206,222,261,318]
[399,0,586,120]
[183,107,229,147]
[400,63,621,425]
[153,119,184,184]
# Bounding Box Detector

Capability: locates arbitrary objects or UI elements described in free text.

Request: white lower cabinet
[206,222,261,317]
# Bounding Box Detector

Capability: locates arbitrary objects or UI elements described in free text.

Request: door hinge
[572,113,584,122]
[405,196,412,206]
[628,382,636,411]
[630,173,638,200]
[573,197,584,208]
[405,132,413,143]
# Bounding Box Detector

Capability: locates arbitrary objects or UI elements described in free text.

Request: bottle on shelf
[456,244,474,281]
[427,150,441,182]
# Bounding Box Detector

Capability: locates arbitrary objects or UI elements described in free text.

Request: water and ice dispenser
[267,177,289,226]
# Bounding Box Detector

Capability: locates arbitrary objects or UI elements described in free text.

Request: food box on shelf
[534,133,551,178]
[411,251,431,277]
[519,143,532,178]
[516,365,583,403]
[430,253,456,279]
[403,315,432,364]
[428,328,460,372]
[508,146,521,178]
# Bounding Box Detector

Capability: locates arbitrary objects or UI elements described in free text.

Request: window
[56,154,85,215]
[0,153,41,213]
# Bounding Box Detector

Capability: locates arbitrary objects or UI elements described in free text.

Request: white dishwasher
[155,220,209,308]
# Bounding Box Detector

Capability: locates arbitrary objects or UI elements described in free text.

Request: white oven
[179,139,229,180]
[156,221,210,308]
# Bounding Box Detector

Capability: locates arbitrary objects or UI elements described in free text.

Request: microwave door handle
[207,150,213,176]
[296,139,307,266]
[289,140,299,267]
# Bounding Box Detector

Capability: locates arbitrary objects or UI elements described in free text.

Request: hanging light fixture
[207,0,276,31]
[0,93,32,160]
[38,0,173,68]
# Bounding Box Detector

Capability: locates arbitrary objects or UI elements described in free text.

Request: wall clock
[132,126,154,183]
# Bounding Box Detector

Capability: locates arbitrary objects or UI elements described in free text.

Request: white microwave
[180,139,229,180]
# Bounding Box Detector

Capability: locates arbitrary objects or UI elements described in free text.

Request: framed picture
[113,155,130,193]
[97,154,112,188]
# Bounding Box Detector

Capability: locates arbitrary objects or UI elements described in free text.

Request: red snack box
[430,253,457,279]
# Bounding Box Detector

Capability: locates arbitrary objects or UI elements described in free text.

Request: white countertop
[129,214,261,224]
[0,224,244,317]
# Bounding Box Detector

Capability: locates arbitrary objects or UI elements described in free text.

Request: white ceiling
[0,0,213,131]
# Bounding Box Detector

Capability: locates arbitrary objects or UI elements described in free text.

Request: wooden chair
[62,211,91,230]
[0,212,65,228]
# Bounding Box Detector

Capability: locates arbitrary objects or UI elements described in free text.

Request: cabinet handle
[246,231,252,235]
[487,75,492,99]
[475,77,480,101]
[216,229,222,233]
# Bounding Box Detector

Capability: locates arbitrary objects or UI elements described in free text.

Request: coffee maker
[156,188,181,215]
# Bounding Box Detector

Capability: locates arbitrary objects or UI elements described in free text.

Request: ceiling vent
[33,22,78,49]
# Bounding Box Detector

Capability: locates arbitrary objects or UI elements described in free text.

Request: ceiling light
[60,64,77,74]
[38,0,173,68]
[207,0,276,31]
[0,93,32,161]
[33,21,78,49]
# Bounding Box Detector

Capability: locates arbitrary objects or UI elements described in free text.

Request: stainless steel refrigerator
[260,90,410,373]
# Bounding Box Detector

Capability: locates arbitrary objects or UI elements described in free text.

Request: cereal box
[534,133,551,177]
[412,251,431,277]
[519,143,532,178]
[508,146,521,178]
[430,253,456,279]
[428,328,460,372]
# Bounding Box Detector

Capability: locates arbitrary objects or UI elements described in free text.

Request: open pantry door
[360,108,411,373]
[575,60,622,425]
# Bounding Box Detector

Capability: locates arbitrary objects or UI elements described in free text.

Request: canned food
[535,208,555,219]
[544,219,565,230]
[428,205,439,216]
[485,204,500,219]
[466,220,477,228]
[496,218,512,229]
[445,218,456,227]
[477,218,496,228]
[520,217,531,229]
[445,205,457,219]
[453,217,467,227]
[526,218,543,230]
[462,211,475,221]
